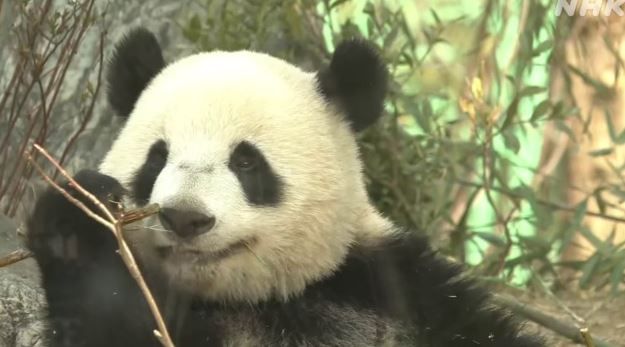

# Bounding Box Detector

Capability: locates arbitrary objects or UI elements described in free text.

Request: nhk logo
[555,0,625,16]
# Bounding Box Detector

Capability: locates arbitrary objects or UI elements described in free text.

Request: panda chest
[185,301,414,347]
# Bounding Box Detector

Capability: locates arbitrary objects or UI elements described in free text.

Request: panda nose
[158,208,216,238]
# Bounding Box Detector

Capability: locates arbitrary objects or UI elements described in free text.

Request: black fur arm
[320,233,545,347]
[26,170,158,347]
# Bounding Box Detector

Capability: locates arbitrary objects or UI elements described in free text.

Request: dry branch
[0,0,104,217]
[26,144,174,347]
[0,204,159,269]
[458,179,625,225]
[493,294,616,347]
[580,328,597,347]
[0,248,33,267]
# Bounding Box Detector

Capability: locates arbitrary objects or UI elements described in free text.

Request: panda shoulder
[314,231,462,308]
[311,231,544,346]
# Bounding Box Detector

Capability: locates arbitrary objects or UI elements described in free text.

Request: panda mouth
[156,237,256,263]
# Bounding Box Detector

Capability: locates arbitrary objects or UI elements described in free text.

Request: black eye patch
[228,141,283,206]
[131,140,168,206]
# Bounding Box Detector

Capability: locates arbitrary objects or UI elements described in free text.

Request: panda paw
[27,169,126,263]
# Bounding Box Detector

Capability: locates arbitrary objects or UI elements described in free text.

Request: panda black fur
[27,27,544,347]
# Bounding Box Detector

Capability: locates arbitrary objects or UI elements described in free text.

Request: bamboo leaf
[589,148,613,157]
[560,201,587,254]
[579,253,601,289]
[567,64,612,96]
[533,39,553,57]
[554,120,576,141]
[530,100,551,123]
[518,85,546,98]
[329,0,350,9]
[501,97,519,131]
[503,131,521,154]
[430,9,442,26]
[611,254,625,295]
[473,232,507,247]
[578,226,609,254]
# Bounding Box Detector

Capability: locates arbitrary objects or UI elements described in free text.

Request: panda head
[99,28,392,303]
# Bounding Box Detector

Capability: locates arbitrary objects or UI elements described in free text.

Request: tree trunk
[550,10,625,263]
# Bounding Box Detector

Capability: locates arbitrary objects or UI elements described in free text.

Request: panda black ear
[317,39,388,132]
[106,27,165,118]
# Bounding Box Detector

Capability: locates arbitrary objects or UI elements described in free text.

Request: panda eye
[228,140,283,206]
[230,142,261,172]
[235,154,258,171]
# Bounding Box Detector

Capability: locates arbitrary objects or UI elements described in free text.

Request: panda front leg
[26,170,160,347]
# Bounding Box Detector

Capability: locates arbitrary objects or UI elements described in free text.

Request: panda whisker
[121,223,168,233]
[243,241,267,268]
[144,224,169,232]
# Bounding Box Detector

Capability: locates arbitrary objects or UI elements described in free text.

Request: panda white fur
[27,28,544,347]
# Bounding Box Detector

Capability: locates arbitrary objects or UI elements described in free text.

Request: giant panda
[26,27,544,347]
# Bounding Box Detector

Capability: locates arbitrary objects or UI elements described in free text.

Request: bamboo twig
[26,144,174,347]
[493,294,616,347]
[580,328,597,347]
[457,179,625,225]
[0,203,159,268]
[0,249,33,267]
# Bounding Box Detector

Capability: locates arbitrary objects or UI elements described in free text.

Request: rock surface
[0,215,46,347]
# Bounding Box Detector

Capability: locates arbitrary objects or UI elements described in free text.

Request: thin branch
[580,328,597,347]
[0,249,33,268]
[457,179,625,225]
[32,143,115,222]
[27,144,174,347]
[493,294,616,347]
[55,28,105,171]
[534,274,585,325]
[0,201,159,268]
[27,151,112,228]
[0,0,104,217]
